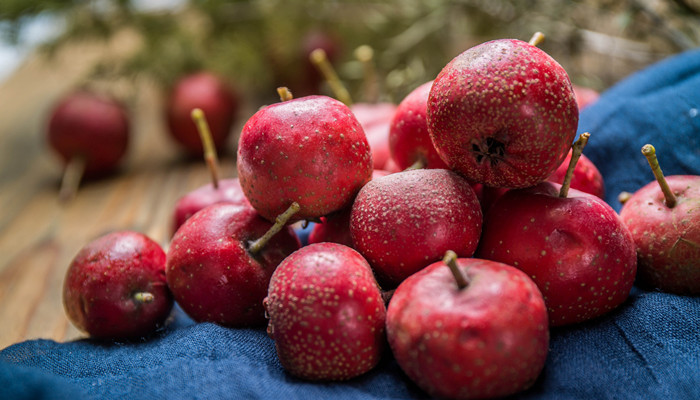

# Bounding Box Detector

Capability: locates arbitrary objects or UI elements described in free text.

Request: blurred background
[1,0,700,185]
[2,0,700,103]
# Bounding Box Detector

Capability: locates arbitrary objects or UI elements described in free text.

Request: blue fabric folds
[577,48,700,211]
[2,49,700,399]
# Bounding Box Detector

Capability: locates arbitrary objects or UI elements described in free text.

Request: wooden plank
[0,33,241,348]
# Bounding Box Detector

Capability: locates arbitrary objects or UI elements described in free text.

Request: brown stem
[191,108,220,189]
[443,250,468,290]
[354,44,378,103]
[277,87,294,102]
[309,48,353,106]
[248,202,301,254]
[559,132,590,198]
[642,144,677,208]
[528,32,545,47]
[58,156,86,204]
[133,292,154,303]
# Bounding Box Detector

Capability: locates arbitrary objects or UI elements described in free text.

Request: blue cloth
[578,48,700,211]
[2,49,700,400]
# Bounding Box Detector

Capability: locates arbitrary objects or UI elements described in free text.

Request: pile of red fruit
[61,34,699,400]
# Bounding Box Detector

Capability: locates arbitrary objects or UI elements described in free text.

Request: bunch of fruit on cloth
[58,35,699,400]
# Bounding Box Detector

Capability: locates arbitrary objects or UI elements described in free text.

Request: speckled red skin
[166,203,300,327]
[477,182,637,326]
[171,178,250,235]
[350,169,482,288]
[427,39,578,188]
[308,170,391,247]
[389,81,448,170]
[264,243,386,381]
[620,175,700,295]
[166,72,239,156]
[351,102,396,170]
[548,150,605,199]
[48,91,129,177]
[62,231,172,340]
[237,95,373,222]
[387,258,549,400]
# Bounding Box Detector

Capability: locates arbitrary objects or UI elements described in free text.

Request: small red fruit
[477,182,637,326]
[387,252,549,399]
[165,72,239,156]
[389,81,448,170]
[48,90,130,177]
[350,168,482,287]
[62,231,173,340]
[264,243,386,381]
[619,145,700,295]
[237,95,372,222]
[166,203,300,327]
[427,38,578,188]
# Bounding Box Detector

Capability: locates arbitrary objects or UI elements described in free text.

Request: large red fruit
[477,182,637,326]
[264,243,386,381]
[387,255,549,399]
[389,81,448,170]
[63,231,172,340]
[619,147,700,295]
[427,39,578,188]
[237,95,373,222]
[350,168,482,287]
[165,72,239,156]
[166,203,300,327]
[47,90,129,177]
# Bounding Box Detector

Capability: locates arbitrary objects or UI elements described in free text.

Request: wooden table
[0,36,241,349]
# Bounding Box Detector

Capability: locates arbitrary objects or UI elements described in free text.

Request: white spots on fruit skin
[266,244,386,380]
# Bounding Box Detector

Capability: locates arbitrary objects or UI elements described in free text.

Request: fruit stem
[528,32,545,47]
[559,132,590,198]
[248,202,301,255]
[406,157,426,171]
[641,144,677,208]
[310,48,353,106]
[277,87,294,102]
[355,44,378,103]
[58,155,86,204]
[133,292,154,303]
[191,108,220,189]
[443,250,468,290]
